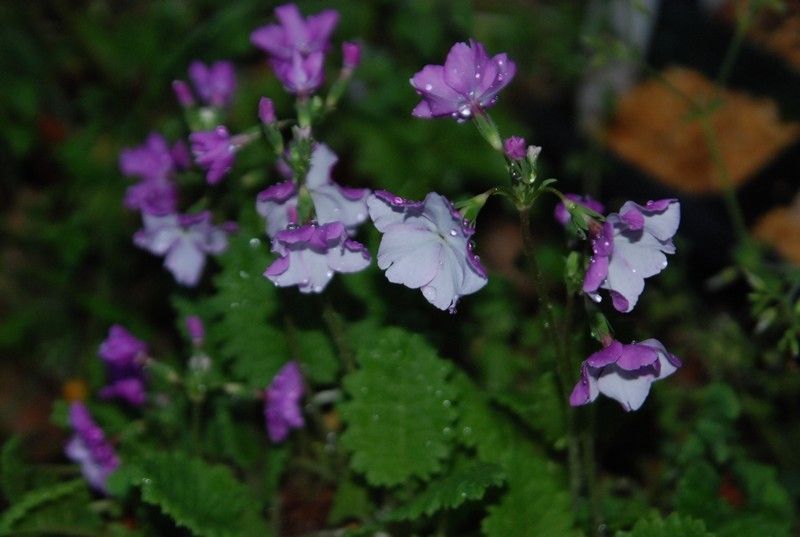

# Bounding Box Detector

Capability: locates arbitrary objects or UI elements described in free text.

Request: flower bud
[172,80,195,108]
[185,315,205,345]
[259,96,276,124]
[342,41,361,70]
[503,136,526,160]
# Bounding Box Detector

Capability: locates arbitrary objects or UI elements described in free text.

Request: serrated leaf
[137,451,269,537]
[339,327,457,486]
[389,460,504,520]
[616,513,715,537]
[0,479,100,535]
[209,235,288,389]
[294,328,339,384]
[328,479,373,525]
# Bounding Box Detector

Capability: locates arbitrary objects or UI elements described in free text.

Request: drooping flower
[134,211,230,286]
[503,136,526,160]
[410,39,516,120]
[250,3,339,60]
[367,191,488,312]
[271,50,325,94]
[305,144,369,231]
[119,133,174,182]
[264,221,370,293]
[65,402,120,492]
[264,361,305,443]
[569,339,682,411]
[188,60,236,108]
[189,126,237,184]
[256,180,298,238]
[554,193,605,227]
[98,325,148,406]
[342,41,360,71]
[583,199,680,312]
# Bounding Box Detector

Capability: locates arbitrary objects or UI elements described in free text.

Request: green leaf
[340,327,458,486]
[209,235,288,389]
[137,451,269,537]
[294,328,339,384]
[328,479,373,525]
[1,436,62,503]
[389,459,504,520]
[0,479,100,535]
[616,513,715,537]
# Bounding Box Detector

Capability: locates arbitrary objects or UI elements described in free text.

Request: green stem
[519,208,582,511]
[321,298,355,372]
[582,406,603,534]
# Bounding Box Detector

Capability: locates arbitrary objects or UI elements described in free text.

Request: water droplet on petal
[424,83,433,91]
[449,228,458,237]
[325,270,333,278]
[392,196,404,205]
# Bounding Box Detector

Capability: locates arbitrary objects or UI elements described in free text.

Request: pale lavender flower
[554,193,604,227]
[342,41,360,70]
[256,180,298,238]
[305,144,369,232]
[189,126,236,184]
[259,96,276,124]
[410,39,516,120]
[98,325,148,406]
[185,315,205,345]
[264,361,305,443]
[250,3,339,60]
[188,60,236,108]
[367,191,488,312]
[271,51,325,94]
[503,136,526,160]
[65,402,120,492]
[134,211,230,286]
[583,199,680,312]
[119,133,174,182]
[569,339,681,411]
[264,221,370,293]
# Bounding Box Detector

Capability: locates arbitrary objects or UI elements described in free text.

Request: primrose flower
[99,325,147,367]
[264,361,305,443]
[410,39,516,120]
[554,193,604,227]
[583,199,680,312]
[98,325,148,406]
[188,60,236,108]
[367,191,488,312]
[272,51,325,94]
[569,339,682,411]
[189,126,239,184]
[123,177,178,216]
[119,133,174,182]
[503,136,527,160]
[264,221,370,293]
[256,180,299,238]
[250,3,339,60]
[134,211,230,286]
[65,402,120,492]
[306,144,369,231]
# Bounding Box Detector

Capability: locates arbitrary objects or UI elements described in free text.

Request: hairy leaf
[340,327,457,486]
[137,451,268,537]
[616,513,715,537]
[0,479,100,535]
[328,479,373,525]
[390,459,504,520]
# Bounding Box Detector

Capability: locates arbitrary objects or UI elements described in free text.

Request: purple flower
[264,361,305,443]
[306,144,369,232]
[172,80,195,108]
[189,126,237,184]
[99,325,147,367]
[119,133,174,182]
[503,136,527,160]
[134,211,230,286]
[554,193,605,227]
[264,222,370,293]
[583,199,680,312]
[123,177,178,216]
[271,51,325,95]
[170,140,191,170]
[98,325,148,406]
[185,315,205,345]
[569,339,681,411]
[259,96,276,124]
[188,60,236,108]
[342,41,360,70]
[410,39,516,120]
[367,191,488,312]
[251,3,339,60]
[65,402,120,492]
[256,180,299,238]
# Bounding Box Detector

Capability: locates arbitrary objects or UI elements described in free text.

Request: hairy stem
[322,298,355,372]
[519,208,582,510]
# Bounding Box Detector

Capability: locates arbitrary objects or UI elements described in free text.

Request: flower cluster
[98,325,148,406]
[264,361,305,442]
[119,133,184,216]
[65,402,120,492]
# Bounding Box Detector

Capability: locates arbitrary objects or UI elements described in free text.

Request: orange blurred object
[62,378,88,402]
[753,204,800,266]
